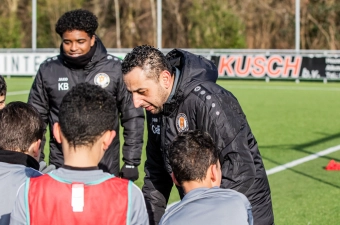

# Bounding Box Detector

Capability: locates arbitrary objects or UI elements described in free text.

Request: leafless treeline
[1,0,340,49]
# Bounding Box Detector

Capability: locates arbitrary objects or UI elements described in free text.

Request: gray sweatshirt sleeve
[10,183,26,225]
[237,191,253,225]
[129,181,149,225]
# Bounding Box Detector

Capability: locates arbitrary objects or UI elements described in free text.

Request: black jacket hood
[166,49,218,98]
[163,49,218,115]
[91,36,108,64]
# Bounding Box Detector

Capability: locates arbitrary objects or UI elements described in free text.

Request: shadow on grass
[262,155,340,189]
[261,132,340,189]
[260,132,340,162]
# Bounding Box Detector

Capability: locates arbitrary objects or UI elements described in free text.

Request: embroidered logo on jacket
[176,113,189,132]
[152,125,160,134]
[94,73,110,88]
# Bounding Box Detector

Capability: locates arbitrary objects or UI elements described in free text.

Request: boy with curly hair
[28,9,144,179]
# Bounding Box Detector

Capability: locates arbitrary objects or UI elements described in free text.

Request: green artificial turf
[4,77,340,224]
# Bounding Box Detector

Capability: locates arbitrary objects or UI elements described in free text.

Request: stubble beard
[150,85,168,114]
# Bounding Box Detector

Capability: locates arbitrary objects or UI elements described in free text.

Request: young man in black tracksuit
[28,9,144,180]
[122,45,274,225]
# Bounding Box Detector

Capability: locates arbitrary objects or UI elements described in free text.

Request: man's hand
[119,164,139,181]
[39,161,56,174]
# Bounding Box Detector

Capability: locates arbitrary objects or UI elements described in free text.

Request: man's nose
[132,94,143,108]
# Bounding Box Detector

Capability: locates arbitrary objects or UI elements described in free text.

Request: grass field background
[5,77,340,224]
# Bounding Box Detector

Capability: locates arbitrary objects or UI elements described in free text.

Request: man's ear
[103,130,116,151]
[159,70,173,89]
[53,123,62,144]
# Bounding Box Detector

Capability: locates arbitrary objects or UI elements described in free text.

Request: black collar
[0,149,39,170]
[60,41,97,69]
[62,164,99,171]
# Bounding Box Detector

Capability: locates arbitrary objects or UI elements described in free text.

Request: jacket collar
[161,49,218,116]
[59,36,108,70]
[0,149,39,170]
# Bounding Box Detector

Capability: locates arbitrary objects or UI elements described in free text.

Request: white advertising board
[0,52,127,76]
[0,53,55,76]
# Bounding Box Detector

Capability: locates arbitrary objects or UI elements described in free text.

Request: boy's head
[55,9,98,38]
[0,75,7,109]
[54,83,116,154]
[55,9,97,58]
[169,130,221,188]
[0,102,43,161]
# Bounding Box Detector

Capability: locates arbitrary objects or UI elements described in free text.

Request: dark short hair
[0,75,6,96]
[55,9,98,37]
[58,83,116,148]
[121,45,172,81]
[0,102,44,152]
[169,130,219,185]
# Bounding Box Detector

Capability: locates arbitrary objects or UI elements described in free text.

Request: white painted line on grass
[266,144,340,175]
[226,85,340,91]
[7,90,30,96]
[167,144,340,209]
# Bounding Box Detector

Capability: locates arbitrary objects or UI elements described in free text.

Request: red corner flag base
[325,159,340,171]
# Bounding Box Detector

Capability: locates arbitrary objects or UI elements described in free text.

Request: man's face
[124,67,168,114]
[0,95,5,109]
[62,30,95,57]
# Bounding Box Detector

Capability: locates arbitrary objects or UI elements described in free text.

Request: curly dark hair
[0,75,6,96]
[169,130,219,185]
[121,45,173,81]
[58,83,116,148]
[55,9,98,37]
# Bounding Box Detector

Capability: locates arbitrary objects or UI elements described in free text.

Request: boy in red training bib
[10,83,148,225]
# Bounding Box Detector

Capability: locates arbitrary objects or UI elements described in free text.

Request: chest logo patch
[151,125,160,134]
[176,113,189,132]
[94,73,110,88]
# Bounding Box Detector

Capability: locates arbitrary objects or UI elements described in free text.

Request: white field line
[6,90,30,96]
[266,144,340,175]
[167,144,340,209]
[226,85,340,91]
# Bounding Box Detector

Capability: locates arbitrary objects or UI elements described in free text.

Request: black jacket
[28,37,144,175]
[143,49,273,225]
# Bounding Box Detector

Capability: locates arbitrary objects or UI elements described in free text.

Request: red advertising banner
[210,55,340,79]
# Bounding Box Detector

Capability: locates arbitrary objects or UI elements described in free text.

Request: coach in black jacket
[122,45,274,225]
[28,9,144,180]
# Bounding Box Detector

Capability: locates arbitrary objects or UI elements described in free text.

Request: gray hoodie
[0,150,41,225]
[159,186,253,225]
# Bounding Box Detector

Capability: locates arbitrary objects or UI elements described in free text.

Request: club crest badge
[176,113,189,132]
[94,73,110,88]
